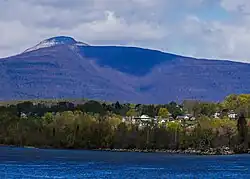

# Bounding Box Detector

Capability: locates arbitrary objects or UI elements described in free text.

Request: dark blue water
[0,147,249,178]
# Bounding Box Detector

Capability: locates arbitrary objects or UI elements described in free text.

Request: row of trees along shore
[0,94,250,154]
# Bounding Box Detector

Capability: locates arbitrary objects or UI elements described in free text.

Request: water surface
[0,147,249,178]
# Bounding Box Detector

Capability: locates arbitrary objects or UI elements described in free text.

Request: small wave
[0,172,65,179]
[0,164,50,167]
[128,167,164,170]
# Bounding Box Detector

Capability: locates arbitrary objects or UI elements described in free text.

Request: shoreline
[1,144,249,155]
[93,147,237,155]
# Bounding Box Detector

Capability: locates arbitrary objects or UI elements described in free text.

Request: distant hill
[0,36,250,104]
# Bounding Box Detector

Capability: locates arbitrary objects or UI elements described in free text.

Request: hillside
[0,36,250,103]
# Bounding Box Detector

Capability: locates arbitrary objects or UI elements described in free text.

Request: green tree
[82,100,105,115]
[126,109,137,117]
[166,102,184,118]
[158,108,169,118]
[237,113,248,146]
[141,105,156,117]
[43,112,54,123]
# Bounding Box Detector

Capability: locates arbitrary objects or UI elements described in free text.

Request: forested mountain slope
[0,36,250,103]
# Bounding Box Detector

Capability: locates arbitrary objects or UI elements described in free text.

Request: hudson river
[0,147,249,178]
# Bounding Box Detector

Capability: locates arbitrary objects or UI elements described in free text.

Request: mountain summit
[24,36,88,53]
[1,36,250,103]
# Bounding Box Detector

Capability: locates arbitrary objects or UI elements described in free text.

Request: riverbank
[94,147,240,155]
[1,144,249,155]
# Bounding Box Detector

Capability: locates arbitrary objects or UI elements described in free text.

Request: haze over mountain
[0,36,250,104]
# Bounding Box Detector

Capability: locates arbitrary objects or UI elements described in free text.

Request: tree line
[0,94,249,153]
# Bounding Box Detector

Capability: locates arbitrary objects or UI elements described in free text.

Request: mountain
[0,36,250,104]
[24,36,88,53]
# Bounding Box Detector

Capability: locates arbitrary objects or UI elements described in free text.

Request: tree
[191,102,218,117]
[108,114,122,130]
[166,121,181,149]
[200,103,217,117]
[126,109,137,117]
[16,101,34,115]
[141,105,156,117]
[223,94,250,117]
[237,112,248,146]
[43,112,54,123]
[82,100,105,115]
[166,102,184,118]
[158,108,169,118]
[115,101,121,110]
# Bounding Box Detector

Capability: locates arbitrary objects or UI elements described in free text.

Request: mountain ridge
[1,36,250,103]
[21,36,248,65]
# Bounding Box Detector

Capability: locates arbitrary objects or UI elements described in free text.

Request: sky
[1,0,250,62]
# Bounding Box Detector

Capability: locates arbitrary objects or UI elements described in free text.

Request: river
[0,147,249,178]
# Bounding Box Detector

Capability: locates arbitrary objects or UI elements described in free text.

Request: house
[122,114,153,125]
[213,112,221,119]
[176,115,189,120]
[122,116,137,124]
[20,112,28,119]
[160,119,166,124]
[122,117,127,123]
[133,114,161,127]
[228,111,237,120]
[213,110,237,120]
[176,113,196,121]
[139,115,151,122]
[190,117,196,121]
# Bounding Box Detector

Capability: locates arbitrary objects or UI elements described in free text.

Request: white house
[122,116,137,124]
[159,119,168,124]
[176,115,189,120]
[122,117,126,123]
[139,115,152,122]
[190,117,196,121]
[228,111,237,120]
[20,112,28,119]
[213,112,221,119]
